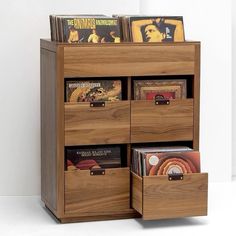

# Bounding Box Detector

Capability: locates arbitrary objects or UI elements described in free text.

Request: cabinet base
[45,205,140,223]
[60,212,140,223]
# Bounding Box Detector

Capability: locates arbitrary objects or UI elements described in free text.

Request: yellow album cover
[130,16,185,42]
[63,17,121,43]
[66,80,122,102]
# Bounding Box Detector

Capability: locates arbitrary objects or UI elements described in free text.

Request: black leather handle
[90,169,105,176]
[168,173,183,181]
[90,101,105,107]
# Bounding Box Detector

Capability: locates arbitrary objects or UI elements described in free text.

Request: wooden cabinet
[40,40,208,223]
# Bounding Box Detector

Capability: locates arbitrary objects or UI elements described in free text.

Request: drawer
[65,101,130,145]
[131,99,193,143]
[63,44,195,77]
[65,168,130,215]
[131,172,208,220]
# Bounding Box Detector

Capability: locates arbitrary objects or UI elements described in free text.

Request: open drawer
[131,172,208,220]
[65,168,130,215]
[65,101,130,146]
[131,99,193,143]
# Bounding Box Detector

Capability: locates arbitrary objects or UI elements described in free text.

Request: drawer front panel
[65,101,130,145]
[142,173,208,220]
[65,168,130,215]
[131,99,193,143]
[131,172,208,220]
[64,44,195,77]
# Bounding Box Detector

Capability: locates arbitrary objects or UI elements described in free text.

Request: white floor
[0,180,235,236]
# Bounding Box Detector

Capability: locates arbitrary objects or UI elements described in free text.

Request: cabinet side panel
[193,44,200,150]
[41,48,57,212]
[131,172,143,215]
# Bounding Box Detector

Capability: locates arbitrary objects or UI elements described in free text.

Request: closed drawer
[65,101,130,146]
[63,44,195,77]
[131,99,193,143]
[131,172,208,220]
[65,168,130,215]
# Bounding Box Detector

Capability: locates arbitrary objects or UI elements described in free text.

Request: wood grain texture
[193,44,201,150]
[40,39,57,52]
[127,144,131,167]
[127,76,132,100]
[40,48,57,213]
[56,46,65,217]
[64,44,195,77]
[60,209,140,223]
[65,101,130,145]
[45,204,140,223]
[65,168,130,215]
[131,99,194,143]
[142,173,208,220]
[131,172,143,215]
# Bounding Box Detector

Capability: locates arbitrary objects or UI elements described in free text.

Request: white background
[232,0,236,177]
[1,180,236,236]
[0,0,233,196]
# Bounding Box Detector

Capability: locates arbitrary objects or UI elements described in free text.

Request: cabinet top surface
[40,39,200,51]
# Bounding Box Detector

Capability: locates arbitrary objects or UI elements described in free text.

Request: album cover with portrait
[129,16,185,42]
[63,17,121,43]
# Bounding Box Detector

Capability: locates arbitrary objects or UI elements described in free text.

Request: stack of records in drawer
[131,146,200,176]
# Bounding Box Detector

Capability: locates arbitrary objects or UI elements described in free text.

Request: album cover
[129,16,185,42]
[66,80,122,102]
[66,145,121,170]
[133,79,187,100]
[143,151,200,176]
[131,146,192,176]
[63,17,121,43]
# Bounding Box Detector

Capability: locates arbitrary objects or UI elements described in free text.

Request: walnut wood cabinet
[40,39,208,223]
